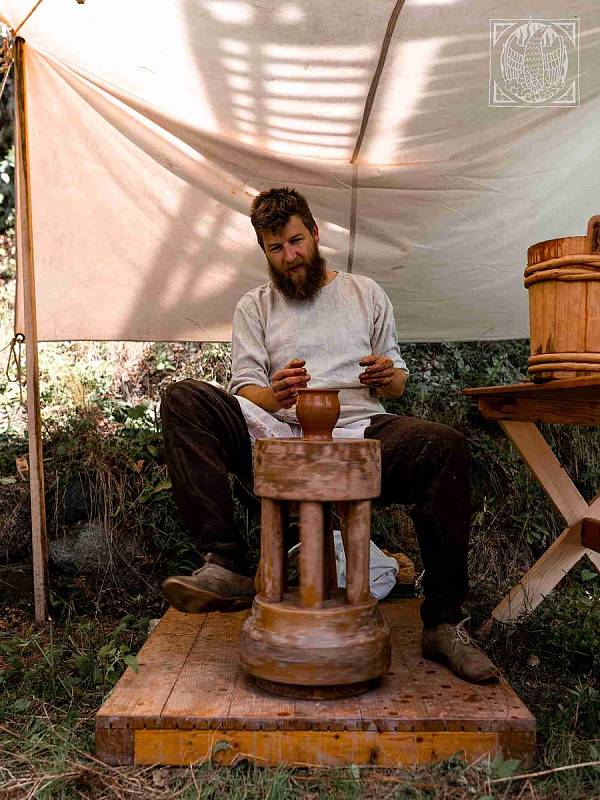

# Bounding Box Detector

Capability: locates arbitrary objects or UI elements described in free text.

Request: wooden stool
[239,437,391,698]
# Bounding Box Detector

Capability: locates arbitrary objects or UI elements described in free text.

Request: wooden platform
[96,600,535,767]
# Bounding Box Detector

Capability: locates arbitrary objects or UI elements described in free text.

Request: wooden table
[463,376,600,626]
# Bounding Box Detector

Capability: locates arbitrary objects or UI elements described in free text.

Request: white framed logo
[490,18,579,107]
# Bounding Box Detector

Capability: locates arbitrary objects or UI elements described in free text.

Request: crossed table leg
[463,377,600,630]
[489,420,600,626]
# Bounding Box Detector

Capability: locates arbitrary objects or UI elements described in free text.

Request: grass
[0,228,599,797]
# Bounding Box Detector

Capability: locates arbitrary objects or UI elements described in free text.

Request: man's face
[261,215,326,301]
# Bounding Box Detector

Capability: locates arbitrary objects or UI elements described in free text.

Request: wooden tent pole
[14,37,49,623]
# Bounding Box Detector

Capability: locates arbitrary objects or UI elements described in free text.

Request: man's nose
[283,245,296,262]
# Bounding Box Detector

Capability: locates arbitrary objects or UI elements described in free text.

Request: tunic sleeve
[228,298,271,394]
[371,287,409,374]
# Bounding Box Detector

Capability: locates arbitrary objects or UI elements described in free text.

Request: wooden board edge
[95,721,134,766]
[477,397,600,426]
[499,728,537,767]
[462,375,600,398]
[133,729,516,768]
[120,715,534,733]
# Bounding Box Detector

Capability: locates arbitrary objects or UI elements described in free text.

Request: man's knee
[424,422,469,463]
[161,379,219,420]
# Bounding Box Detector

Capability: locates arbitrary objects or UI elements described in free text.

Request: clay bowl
[296,388,340,440]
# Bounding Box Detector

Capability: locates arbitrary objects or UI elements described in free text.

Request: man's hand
[359,355,395,387]
[236,358,310,412]
[359,355,407,400]
[271,358,311,409]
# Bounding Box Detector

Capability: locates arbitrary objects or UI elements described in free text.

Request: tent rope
[6,333,25,405]
[14,0,46,36]
[13,0,85,37]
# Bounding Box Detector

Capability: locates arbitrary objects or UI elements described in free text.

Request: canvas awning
[2,0,599,342]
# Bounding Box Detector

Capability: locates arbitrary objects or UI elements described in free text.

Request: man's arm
[361,282,409,400]
[358,355,408,400]
[237,358,311,412]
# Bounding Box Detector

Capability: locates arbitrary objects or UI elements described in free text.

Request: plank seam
[157,612,209,719]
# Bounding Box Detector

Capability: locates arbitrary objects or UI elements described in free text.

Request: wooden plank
[14,38,48,624]
[478,397,600,426]
[362,602,430,730]
[97,599,536,766]
[160,611,240,727]
[227,669,295,731]
[463,375,600,401]
[587,281,600,350]
[554,280,587,354]
[385,604,531,734]
[133,728,501,768]
[97,609,204,726]
[500,421,588,526]
[291,694,364,732]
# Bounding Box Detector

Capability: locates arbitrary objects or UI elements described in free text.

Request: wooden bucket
[526,215,600,380]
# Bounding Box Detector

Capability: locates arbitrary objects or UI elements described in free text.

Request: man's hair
[250,187,317,249]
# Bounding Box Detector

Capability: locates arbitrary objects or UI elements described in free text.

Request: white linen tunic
[228,272,408,431]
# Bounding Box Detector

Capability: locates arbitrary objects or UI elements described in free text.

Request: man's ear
[312,224,320,245]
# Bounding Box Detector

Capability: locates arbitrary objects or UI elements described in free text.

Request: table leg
[483,421,600,627]
[499,421,588,525]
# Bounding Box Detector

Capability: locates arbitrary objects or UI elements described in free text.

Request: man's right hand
[271,358,311,409]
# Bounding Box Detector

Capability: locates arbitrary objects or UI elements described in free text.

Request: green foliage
[0,145,13,234]
[0,613,149,716]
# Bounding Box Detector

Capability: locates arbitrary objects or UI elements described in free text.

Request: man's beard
[268,245,327,301]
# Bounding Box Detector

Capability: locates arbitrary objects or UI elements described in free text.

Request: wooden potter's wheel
[239,388,391,699]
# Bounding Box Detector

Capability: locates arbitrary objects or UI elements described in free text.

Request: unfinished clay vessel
[296,388,340,440]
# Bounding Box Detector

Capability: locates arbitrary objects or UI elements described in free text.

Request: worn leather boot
[161,554,255,613]
[421,621,500,684]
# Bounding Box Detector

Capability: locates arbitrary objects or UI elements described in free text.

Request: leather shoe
[161,554,255,613]
[422,620,500,684]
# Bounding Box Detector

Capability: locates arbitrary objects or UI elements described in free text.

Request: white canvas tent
[1,0,599,619]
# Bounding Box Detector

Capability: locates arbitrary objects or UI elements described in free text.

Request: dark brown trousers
[161,379,471,627]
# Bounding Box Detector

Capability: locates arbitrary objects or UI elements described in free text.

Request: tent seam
[347,0,406,272]
[347,163,358,273]
[350,0,407,164]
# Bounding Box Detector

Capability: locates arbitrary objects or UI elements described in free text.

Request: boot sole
[161,577,254,614]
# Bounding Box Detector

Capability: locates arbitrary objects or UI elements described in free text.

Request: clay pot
[296,388,340,440]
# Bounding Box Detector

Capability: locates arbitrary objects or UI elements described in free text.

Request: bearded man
[160,187,497,684]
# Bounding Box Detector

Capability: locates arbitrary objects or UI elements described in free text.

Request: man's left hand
[358,355,395,387]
